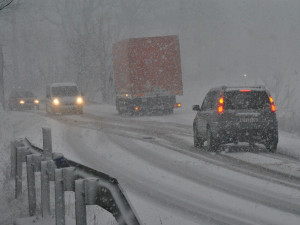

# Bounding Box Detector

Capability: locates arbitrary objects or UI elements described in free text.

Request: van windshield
[224,91,269,110]
[52,86,79,97]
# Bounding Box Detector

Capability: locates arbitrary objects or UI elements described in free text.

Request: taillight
[217,97,224,114]
[269,96,276,112]
[174,103,182,108]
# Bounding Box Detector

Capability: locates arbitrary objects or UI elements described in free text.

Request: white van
[46,82,84,114]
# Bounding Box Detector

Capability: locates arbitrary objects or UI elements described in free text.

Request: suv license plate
[239,118,258,123]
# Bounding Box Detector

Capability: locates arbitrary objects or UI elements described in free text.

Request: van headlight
[53,98,60,105]
[34,99,39,104]
[19,100,25,104]
[76,97,84,104]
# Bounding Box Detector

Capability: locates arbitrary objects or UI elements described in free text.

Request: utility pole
[0,46,4,109]
[0,0,14,109]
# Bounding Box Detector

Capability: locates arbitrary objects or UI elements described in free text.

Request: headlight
[76,97,84,104]
[19,100,25,104]
[52,98,60,105]
[34,99,39,104]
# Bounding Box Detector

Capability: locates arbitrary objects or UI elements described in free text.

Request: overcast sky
[1,0,300,103]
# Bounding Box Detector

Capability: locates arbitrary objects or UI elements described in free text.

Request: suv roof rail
[209,85,266,92]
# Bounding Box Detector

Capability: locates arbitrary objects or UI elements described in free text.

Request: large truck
[112,35,183,114]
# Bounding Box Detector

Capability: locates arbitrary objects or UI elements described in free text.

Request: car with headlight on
[46,82,84,115]
[193,86,278,152]
[8,90,40,110]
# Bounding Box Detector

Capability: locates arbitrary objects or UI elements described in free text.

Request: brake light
[269,96,276,112]
[271,104,276,112]
[217,97,224,114]
[240,89,251,92]
[218,105,224,113]
[219,97,224,104]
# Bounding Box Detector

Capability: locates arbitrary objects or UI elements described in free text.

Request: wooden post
[11,141,16,178]
[75,179,86,225]
[41,161,50,217]
[26,155,36,216]
[42,128,52,159]
[15,147,24,198]
[55,168,65,225]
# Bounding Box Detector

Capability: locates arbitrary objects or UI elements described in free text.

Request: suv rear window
[224,91,269,110]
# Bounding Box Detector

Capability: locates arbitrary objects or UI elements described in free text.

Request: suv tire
[193,126,204,148]
[206,127,219,152]
[266,139,277,153]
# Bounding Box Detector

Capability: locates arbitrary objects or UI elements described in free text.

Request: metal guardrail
[11,128,141,225]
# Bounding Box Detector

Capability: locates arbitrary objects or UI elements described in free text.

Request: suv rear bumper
[211,122,278,144]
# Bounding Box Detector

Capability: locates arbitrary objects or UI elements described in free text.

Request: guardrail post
[26,155,36,216]
[41,161,50,217]
[75,179,86,225]
[43,128,52,159]
[55,168,65,225]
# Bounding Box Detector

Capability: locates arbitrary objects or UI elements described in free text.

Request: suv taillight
[217,97,224,114]
[269,96,276,112]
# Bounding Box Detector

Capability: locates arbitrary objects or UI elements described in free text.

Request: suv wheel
[193,126,204,148]
[266,141,277,153]
[206,128,219,152]
[265,131,278,153]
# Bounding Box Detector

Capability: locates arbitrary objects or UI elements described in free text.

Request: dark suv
[193,86,278,152]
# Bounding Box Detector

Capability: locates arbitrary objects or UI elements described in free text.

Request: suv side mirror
[193,105,200,111]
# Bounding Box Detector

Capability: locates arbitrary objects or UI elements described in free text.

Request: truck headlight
[76,97,84,104]
[53,98,60,105]
[34,99,39,104]
[19,100,25,104]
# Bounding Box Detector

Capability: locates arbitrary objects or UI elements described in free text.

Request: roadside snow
[1,104,300,225]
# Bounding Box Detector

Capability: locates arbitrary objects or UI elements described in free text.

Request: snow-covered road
[2,104,300,225]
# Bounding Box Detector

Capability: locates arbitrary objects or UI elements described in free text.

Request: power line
[0,0,13,11]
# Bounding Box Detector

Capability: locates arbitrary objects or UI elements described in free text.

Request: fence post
[15,147,24,198]
[42,128,52,159]
[55,168,65,225]
[41,161,50,217]
[75,179,87,225]
[26,155,36,216]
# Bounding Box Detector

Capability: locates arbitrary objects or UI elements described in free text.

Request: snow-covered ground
[1,104,300,225]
